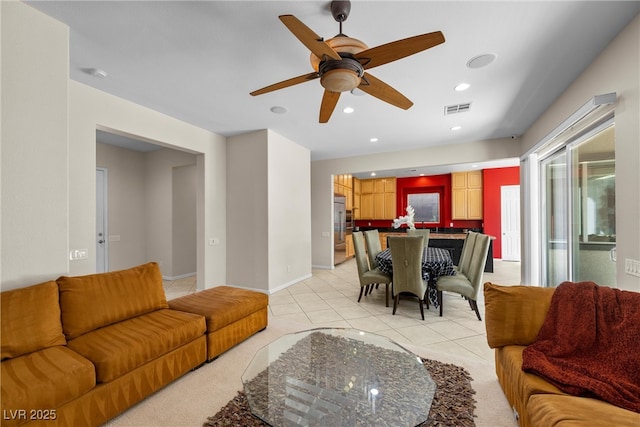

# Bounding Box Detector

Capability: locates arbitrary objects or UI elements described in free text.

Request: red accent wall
[483,167,520,259]
[396,175,485,229]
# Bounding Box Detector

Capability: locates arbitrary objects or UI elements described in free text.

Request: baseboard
[162,272,196,281]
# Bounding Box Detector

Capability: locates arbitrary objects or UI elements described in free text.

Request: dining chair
[363,229,382,269]
[388,235,428,320]
[352,232,393,306]
[454,231,478,274]
[435,233,490,320]
[407,229,430,247]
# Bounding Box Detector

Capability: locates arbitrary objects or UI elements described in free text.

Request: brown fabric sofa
[483,282,640,427]
[1,262,268,427]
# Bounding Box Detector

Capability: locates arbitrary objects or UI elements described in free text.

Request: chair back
[352,232,371,282]
[458,231,478,275]
[363,229,382,269]
[388,235,428,298]
[407,229,430,247]
[466,233,491,299]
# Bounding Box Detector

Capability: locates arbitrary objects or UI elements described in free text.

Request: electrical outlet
[69,249,88,261]
[624,258,640,277]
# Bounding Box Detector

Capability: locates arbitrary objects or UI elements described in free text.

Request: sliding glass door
[541,151,568,286]
[539,118,615,287]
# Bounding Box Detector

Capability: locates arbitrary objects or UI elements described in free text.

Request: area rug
[204,331,476,427]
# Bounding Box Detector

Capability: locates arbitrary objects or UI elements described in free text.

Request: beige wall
[96,143,197,277]
[1,1,69,289]
[2,2,227,290]
[226,130,312,293]
[96,143,147,270]
[521,14,639,291]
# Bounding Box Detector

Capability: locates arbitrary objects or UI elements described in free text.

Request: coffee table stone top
[242,328,436,427]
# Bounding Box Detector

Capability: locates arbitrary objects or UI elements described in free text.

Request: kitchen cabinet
[353,178,361,219]
[345,233,354,258]
[451,171,483,220]
[359,177,396,220]
[333,174,353,210]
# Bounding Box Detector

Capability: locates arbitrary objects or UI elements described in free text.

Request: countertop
[383,232,495,240]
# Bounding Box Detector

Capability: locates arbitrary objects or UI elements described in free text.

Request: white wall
[310,138,522,268]
[267,130,312,290]
[227,130,312,293]
[1,1,69,289]
[520,14,639,291]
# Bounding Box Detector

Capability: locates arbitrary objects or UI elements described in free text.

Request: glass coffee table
[242,328,436,426]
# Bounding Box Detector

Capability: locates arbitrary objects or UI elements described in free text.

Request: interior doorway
[500,185,521,261]
[96,167,108,273]
[95,129,198,279]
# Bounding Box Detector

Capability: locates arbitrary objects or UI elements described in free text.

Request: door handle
[98,240,105,244]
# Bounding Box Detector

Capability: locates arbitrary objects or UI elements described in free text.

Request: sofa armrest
[483,282,555,348]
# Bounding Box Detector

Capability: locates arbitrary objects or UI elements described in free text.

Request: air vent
[444,103,471,115]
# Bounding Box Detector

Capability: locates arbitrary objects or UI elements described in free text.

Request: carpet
[204,352,476,427]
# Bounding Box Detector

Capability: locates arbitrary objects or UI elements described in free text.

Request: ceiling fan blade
[358,73,413,110]
[355,31,445,70]
[250,72,319,96]
[279,15,341,61]
[319,90,341,123]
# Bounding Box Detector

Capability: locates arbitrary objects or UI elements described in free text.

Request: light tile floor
[163,258,521,364]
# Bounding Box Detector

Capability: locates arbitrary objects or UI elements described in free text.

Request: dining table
[374,246,455,307]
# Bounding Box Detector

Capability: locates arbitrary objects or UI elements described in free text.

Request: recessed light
[370,172,376,177]
[270,106,288,114]
[370,137,379,143]
[83,67,108,78]
[343,107,354,114]
[455,83,470,91]
[451,126,462,131]
[467,53,496,69]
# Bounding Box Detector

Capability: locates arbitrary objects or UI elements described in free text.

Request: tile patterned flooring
[163,258,521,364]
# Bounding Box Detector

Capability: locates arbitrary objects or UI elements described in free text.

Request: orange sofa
[483,282,640,427]
[1,262,268,427]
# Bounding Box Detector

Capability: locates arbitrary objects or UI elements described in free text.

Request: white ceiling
[28,1,639,176]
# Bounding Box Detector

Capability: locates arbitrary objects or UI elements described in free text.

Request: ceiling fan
[250,0,445,123]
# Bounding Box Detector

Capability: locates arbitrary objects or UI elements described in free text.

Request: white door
[96,168,108,273]
[501,185,521,261]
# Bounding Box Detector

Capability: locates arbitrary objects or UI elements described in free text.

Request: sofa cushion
[0,346,95,423]
[168,286,269,332]
[57,262,169,340]
[528,394,640,427]
[1,281,67,360]
[67,309,205,383]
[484,282,555,348]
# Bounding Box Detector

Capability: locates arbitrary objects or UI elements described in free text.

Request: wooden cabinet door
[452,172,467,189]
[361,179,374,193]
[467,171,483,188]
[373,193,385,219]
[452,188,467,219]
[383,192,396,219]
[467,188,483,219]
[345,234,354,258]
[360,193,374,219]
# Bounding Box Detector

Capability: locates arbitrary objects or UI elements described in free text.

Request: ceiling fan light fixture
[321,69,361,92]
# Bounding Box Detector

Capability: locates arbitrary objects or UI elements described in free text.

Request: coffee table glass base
[242,328,436,427]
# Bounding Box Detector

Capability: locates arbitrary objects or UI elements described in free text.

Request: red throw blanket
[522,281,640,413]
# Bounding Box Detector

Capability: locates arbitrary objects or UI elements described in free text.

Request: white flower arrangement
[392,205,416,230]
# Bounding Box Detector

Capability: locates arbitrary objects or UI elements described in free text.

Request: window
[402,186,444,226]
[408,193,440,223]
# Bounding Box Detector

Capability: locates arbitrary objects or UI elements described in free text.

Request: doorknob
[98,240,105,244]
